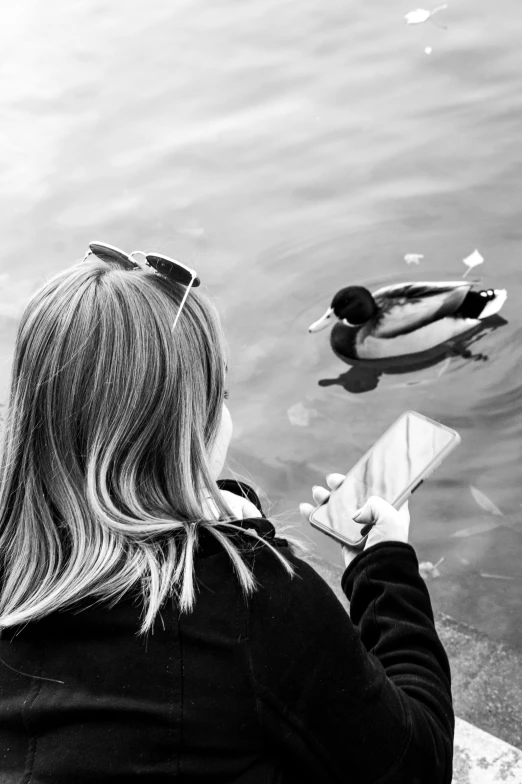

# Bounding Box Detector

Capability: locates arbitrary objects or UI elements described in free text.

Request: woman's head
[14,256,229,508]
[0,255,249,633]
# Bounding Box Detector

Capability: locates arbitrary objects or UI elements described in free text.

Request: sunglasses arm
[171,276,195,331]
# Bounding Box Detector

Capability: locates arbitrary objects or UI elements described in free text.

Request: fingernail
[312,485,319,493]
[352,509,363,522]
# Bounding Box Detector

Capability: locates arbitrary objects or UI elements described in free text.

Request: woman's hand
[299,474,410,568]
[357,495,410,552]
[221,489,262,520]
[203,489,262,521]
[300,474,355,565]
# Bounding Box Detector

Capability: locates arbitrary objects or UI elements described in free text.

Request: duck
[308,281,507,360]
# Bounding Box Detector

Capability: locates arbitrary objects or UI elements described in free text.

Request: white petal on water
[405,5,448,26]
[452,520,503,538]
[287,402,319,427]
[463,249,484,267]
[470,485,504,516]
[462,249,484,278]
[404,253,424,264]
[405,9,432,24]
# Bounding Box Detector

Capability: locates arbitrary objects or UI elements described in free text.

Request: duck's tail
[457,289,507,320]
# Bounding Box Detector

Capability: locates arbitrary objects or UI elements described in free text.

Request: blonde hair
[0,257,293,635]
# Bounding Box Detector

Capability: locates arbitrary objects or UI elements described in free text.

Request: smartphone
[309,411,460,548]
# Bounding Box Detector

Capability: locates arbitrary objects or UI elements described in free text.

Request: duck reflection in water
[318,315,508,394]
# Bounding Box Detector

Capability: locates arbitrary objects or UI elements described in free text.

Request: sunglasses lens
[146,255,200,287]
[88,243,132,264]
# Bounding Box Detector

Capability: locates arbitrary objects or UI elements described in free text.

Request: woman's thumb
[352,496,387,526]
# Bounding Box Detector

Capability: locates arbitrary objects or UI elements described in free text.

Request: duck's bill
[308,307,334,333]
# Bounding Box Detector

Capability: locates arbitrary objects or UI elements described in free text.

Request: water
[1,0,522,647]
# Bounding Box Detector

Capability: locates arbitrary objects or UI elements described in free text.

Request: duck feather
[369,281,472,338]
[356,317,480,359]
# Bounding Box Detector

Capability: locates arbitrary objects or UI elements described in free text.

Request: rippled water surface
[1,0,522,647]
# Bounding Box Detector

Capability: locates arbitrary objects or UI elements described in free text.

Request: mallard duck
[308,281,507,360]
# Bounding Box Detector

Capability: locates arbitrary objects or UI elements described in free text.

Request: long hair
[0,257,293,635]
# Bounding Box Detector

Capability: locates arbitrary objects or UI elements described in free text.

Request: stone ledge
[453,718,522,783]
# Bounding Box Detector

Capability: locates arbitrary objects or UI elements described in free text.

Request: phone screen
[311,411,459,545]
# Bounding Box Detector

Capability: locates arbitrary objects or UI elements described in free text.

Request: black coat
[0,486,453,783]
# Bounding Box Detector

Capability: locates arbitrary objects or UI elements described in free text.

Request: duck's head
[308,286,378,332]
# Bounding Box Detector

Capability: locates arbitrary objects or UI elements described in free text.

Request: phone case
[309,410,460,547]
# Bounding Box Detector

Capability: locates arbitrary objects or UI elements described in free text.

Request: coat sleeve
[247,540,454,784]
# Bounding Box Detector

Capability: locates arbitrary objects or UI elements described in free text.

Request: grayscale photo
[0,1,521,781]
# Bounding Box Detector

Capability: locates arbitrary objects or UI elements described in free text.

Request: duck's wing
[370,281,472,338]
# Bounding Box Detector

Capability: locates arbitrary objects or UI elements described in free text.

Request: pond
[1,0,521,647]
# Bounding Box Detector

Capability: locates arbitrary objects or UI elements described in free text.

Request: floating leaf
[480,573,516,581]
[470,485,504,516]
[452,520,503,538]
[404,5,447,25]
[287,402,319,427]
[462,249,484,278]
[419,557,444,579]
[404,253,424,265]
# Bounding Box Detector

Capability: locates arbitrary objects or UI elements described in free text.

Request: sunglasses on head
[85,241,200,330]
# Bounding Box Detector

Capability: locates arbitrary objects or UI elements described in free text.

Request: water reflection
[319,315,508,394]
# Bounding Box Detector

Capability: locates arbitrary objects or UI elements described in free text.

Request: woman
[0,244,453,783]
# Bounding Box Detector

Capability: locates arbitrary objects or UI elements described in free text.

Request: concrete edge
[453,718,522,783]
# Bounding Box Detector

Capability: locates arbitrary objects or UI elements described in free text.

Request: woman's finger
[326,473,345,491]
[356,495,410,549]
[354,495,410,527]
[299,502,315,522]
[312,485,330,506]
